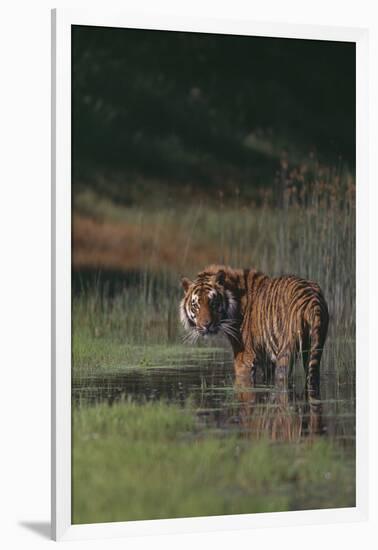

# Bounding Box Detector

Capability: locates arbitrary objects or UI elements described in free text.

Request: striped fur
[180,265,329,393]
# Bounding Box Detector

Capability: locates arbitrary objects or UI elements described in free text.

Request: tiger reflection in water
[233,370,323,441]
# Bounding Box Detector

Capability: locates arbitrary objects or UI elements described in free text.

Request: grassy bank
[72,401,355,524]
[73,334,228,378]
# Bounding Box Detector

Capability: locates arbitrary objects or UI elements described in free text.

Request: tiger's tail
[306,300,329,395]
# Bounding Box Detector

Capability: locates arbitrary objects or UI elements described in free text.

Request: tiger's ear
[181,277,192,292]
[215,269,226,286]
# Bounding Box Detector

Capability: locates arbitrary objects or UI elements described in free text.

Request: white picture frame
[51,8,369,541]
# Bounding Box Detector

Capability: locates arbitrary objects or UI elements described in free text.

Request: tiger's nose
[202,320,212,329]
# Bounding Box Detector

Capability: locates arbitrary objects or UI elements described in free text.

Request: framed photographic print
[51,8,369,541]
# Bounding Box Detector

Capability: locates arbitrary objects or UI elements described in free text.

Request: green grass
[72,401,355,524]
[73,322,228,378]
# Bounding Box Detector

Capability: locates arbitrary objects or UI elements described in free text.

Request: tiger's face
[181,283,225,335]
[180,270,237,340]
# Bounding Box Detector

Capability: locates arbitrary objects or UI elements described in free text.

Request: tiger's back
[245,271,328,361]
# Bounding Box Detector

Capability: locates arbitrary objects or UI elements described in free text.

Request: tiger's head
[179,268,238,342]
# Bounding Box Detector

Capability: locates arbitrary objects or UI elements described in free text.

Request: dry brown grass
[73,214,214,272]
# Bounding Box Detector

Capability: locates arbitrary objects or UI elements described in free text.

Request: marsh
[71,25,355,524]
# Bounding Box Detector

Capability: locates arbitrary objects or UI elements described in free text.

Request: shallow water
[73,348,355,449]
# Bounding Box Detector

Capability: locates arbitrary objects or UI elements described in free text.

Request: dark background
[72,25,355,200]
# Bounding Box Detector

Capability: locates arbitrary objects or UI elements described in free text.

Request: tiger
[180,264,329,394]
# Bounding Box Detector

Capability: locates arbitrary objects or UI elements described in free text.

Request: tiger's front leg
[234,350,257,385]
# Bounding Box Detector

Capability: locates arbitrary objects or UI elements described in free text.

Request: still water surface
[73,349,355,448]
